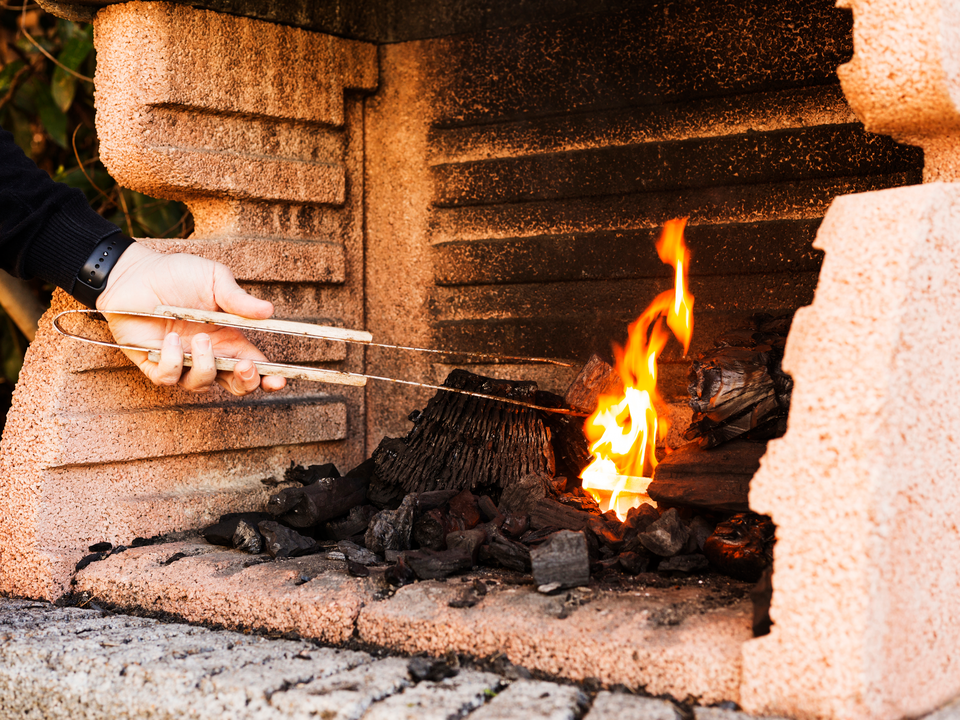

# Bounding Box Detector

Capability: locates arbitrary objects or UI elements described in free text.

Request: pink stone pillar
[741,3,960,718]
[0,3,376,600]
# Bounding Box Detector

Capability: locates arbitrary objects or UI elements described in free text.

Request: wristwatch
[72,234,136,309]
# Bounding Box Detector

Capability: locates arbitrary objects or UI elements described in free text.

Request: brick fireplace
[2,0,959,718]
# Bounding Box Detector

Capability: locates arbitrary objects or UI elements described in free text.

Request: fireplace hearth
[4,0,960,718]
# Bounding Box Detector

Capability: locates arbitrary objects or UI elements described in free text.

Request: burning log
[685,314,793,448]
[369,369,557,500]
[563,354,624,414]
[647,441,766,512]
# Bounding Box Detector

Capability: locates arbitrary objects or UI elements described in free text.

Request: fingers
[216,358,261,396]
[178,334,216,392]
[147,332,184,386]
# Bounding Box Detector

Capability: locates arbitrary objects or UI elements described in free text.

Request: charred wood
[404,548,474,580]
[371,370,556,499]
[638,508,689,557]
[531,530,590,589]
[530,498,595,532]
[564,354,623,414]
[201,512,272,546]
[232,520,263,554]
[257,521,319,558]
[267,475,369,529]
[417,490,460,512]
[685,314,793,448]
[285,462,340,486]
[499,472,554,515]
[446,527,488,563]
[648,441,766,512]
[326,505,378,541]
[480,529,532,572]
[703,512,775,582]
[365,493,417,555]
[448,489,482,529]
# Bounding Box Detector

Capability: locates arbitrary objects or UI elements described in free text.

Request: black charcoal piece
[200,512,272,546]
[87,541,112,553]
[531,530,590,589]
[416,489,460,512]
[257,521,319,559]
[404,548,473,580]
[413,508,454,551]
[498,472,553,515]
[326,505,378,541]
[445,527,488,563]
[638,508,690,557]
[481,530,532,572]
[385,555,417,587]
[270,475,369,529]
[448,489,481,529]
[346,559,371,577]
[703,512,775,582]
[337,540,380,566]
[408,655,459,682]
[232,520,263,554]
[617,551,651,575]
[365,493,417,555]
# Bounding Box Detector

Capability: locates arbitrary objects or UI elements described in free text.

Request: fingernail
[239,364,256,381]
[194,334,210,350]
[166,332,181,348]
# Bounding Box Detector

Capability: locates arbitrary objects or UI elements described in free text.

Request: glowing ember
[581,218,694,520]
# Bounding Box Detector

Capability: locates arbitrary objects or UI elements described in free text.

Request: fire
[580,218,693,520]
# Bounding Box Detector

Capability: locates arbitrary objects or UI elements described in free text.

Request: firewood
[703,512,774,582]
[370,370,556,499]
[648,441,766,512]
[267,474,369,529]
[564,354,623,414]
[531,530,590,589]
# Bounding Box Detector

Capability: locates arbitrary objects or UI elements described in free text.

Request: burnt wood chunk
[417,490,460,512]
[531,530,590,589]
[498,472,553,515]
[638,508,689,557]
[448,489,482,529]
[530,498,595,532]
[648,441,766,512]
[446,527,488,563]
[232,520,263,554]
[257,521,319,558]
[703,512,775,582]
[371,370,556,498]
[563,354,623,414]
[285,462,340,486]
[326,505,378,541]
[685,314,793,448]
[404,548,474,580]
[481,529,532,572]
[365,493,417,555]
[267,475,369,529]
[201,512,272,546]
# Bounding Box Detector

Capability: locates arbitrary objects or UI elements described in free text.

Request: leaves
[51,26,92,111]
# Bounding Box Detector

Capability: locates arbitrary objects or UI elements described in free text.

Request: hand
[96,242,286,395]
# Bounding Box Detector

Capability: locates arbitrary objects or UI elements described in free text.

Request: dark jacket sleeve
[0,125,122,293]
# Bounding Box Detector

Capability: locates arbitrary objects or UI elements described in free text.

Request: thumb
[212,267,274,319]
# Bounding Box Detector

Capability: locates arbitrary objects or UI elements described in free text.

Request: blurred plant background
[0,3,192,425]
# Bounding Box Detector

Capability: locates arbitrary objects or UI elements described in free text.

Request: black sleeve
[0,124,123,294]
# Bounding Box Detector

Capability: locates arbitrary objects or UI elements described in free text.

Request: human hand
[96,242,286,395]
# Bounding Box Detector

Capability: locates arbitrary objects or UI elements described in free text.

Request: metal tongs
[53,306,588,416]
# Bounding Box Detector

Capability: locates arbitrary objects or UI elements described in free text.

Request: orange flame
[581,218,693,519]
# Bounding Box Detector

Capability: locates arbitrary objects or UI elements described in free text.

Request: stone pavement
[1,598,959,720]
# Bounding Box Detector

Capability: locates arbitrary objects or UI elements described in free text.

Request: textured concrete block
[741,184,960,720]
[472,681,588,720]
[585,691,681,720]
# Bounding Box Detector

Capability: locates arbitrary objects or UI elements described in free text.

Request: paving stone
[584,691,681,720]
[470,680,587,719]
[269,657,413,719]
[361,670,502,720]
[693,708,789,720]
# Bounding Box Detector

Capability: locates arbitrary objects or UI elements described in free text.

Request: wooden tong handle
[154,305,373,343]
[146,350,367,386]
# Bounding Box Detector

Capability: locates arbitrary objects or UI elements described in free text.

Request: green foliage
[0,8,192,394]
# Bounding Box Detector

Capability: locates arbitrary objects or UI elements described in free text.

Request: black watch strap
[72,234,136,309]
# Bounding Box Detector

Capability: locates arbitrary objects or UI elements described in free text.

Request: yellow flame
[580,218,693,519]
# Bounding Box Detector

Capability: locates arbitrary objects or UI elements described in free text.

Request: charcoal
[285,462,340,486]
[337,540,380,566]
[638,508,689,557]
[448,489,481,529]
[703,512,775,582]
[446,527,488,563]
[201,512,273,546]
[232,520,263,554]
[257,521,319,558]
[564,354,623,414]
[658,554,709,573]
[622,503,660,536]
[531,530,590,589]
[502,514,529,539]
[478,495,501,522]
[417,489,460,512]
[269,475,369,529]
[542,410,592,480]
[385,556,417,587]
[326,505,378,541]
[618,551,651,575]
[404,548,474,580]
[88,541,112,553]
[75,552,105,572]
[413,508,457,551]
[365,493,417,555]
[481,529,532,572]
[372,370,555,498]
[498,472,553,515]
[448,579,487,609]
[648,441,764,512]
[587,515,624,551]
[688,516,716,553]
[530,498,594,532]
[408,655,459,682]
[346,559,370,577]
